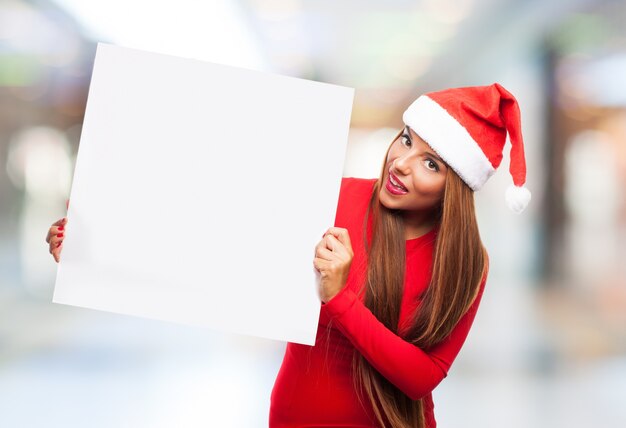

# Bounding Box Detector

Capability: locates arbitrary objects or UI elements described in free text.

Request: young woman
[47,83,530,428]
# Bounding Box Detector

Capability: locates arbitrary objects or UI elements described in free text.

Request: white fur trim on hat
[402,95,495,191]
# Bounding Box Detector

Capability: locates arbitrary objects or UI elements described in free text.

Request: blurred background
[1,0,625,426]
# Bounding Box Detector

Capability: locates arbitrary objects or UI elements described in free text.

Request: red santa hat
[402,83,531,213]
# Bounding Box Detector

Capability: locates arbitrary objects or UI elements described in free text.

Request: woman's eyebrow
[425,151,444,164]
[404,126,444,164]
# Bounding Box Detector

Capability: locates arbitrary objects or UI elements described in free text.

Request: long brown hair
[352,129,488,427]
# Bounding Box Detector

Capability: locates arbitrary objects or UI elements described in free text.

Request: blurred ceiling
[237,0,601,126]
[0,0,620,130]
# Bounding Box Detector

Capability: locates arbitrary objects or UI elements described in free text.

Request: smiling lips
[386,169,408,195]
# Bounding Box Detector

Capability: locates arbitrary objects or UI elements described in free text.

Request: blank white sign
[53,43,354,346]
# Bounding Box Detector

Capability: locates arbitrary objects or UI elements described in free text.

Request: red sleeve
[323,261,489,401]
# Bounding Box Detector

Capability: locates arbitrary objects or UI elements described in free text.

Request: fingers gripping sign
[46,216,67,263]
[46,199,70,263]
[313,227,354,303]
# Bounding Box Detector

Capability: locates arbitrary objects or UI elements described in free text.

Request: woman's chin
[378,190,397,210]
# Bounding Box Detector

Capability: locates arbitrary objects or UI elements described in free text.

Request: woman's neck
[402,211,437,240]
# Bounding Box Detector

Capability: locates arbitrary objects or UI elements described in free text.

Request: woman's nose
[393,153,412,175]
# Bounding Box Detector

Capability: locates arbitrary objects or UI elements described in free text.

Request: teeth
[389,173,406,191]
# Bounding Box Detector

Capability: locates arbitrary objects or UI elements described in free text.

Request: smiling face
[379,126,448,220]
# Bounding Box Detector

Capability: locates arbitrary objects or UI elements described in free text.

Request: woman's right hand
[47,217,67,263]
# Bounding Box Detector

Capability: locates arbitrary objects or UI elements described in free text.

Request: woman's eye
[401,135,411,147]
[424,159,439,172]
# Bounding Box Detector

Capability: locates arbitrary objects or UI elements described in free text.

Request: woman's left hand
[313,227,354,303]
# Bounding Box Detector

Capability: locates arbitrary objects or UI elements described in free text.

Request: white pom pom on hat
[402,83,531,213]
[505,184,531,214]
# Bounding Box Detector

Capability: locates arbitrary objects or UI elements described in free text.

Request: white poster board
[53,43,354,346]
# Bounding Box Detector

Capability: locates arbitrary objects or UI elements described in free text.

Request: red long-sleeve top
[269,177,488,427]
